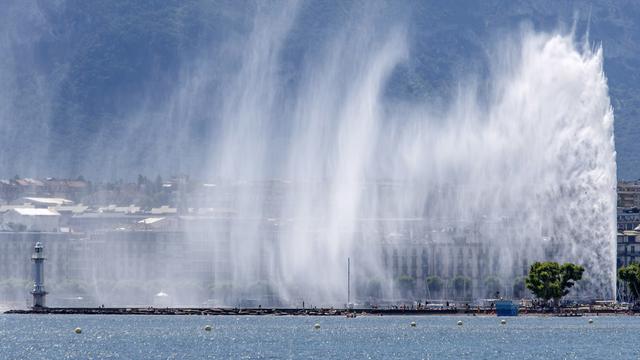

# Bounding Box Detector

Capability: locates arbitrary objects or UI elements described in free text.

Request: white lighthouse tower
[31,242,47,308]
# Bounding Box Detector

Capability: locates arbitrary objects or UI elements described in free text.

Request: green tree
[525,261,584,306]
[512,277,526,299]
[363,279,382,299]
[154,175,163,193]
[452,276,472,300]
[53,280,90,295]
[396,275,416,298]
[484,276,501,298]
[618,263,640,302]
[425,276,443,299]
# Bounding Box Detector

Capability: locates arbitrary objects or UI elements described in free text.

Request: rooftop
[0,204,34,213]
[151,206,177,215]
[54,205,89,214]
[11,208,60,216]
[24,197,73,206]
[138,217,166,225]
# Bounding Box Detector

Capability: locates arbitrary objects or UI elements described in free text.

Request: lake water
[0,314,636,359]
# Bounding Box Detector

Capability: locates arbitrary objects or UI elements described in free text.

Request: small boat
[495,300,518,316]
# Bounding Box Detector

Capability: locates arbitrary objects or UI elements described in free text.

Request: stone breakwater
[5,307,457,316]
[4,307,636,316]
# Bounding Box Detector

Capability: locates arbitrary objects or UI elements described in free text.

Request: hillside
[1,0,637,179]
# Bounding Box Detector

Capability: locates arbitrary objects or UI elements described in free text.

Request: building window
[411,249,417,278]
[457,249,464,276]
[492,251,500,275]
[392,249,399,276]
[449,249,455,277]
[421,250,429,278]
[401,255,408,276]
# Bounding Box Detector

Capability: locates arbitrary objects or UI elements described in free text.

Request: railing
[619,252,640,257]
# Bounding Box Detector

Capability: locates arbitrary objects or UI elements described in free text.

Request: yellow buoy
[313,323,321,330]
[74,327,82,334]
[204,325,212,331]
[457,320,463,326]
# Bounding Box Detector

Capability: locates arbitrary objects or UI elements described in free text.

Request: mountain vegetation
[3,0,638,179]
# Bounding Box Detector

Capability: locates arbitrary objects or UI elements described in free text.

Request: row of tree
[526,262,640,307]
[389,261,585,304]
[391,252,640,306]
[393,275,526,300]
[404,260,640,307]
[619,263,640,304]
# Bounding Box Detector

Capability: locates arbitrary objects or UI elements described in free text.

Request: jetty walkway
[5,307,636,316]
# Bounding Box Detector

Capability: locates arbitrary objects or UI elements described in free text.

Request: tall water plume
[190,10,616,304]
[0,2,617,306]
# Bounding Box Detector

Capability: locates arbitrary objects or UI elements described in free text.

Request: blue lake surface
[0,314,637,359]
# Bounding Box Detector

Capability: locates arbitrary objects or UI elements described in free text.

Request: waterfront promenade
[5,306,636,316]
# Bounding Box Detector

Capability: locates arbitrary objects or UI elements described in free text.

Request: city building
[0,177,634,306]
[617,181,640,271]
[3,208,60,232]
[618,181,640,208]
[617,225,640,267]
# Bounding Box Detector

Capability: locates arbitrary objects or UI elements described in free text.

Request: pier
[4,306,636,316]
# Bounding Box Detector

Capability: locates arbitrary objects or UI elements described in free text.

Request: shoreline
[4,307,637,316]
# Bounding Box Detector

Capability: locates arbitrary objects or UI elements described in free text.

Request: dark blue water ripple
[0,315,636,359]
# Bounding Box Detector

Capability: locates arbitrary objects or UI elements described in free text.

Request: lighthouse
[31,242,47,308]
